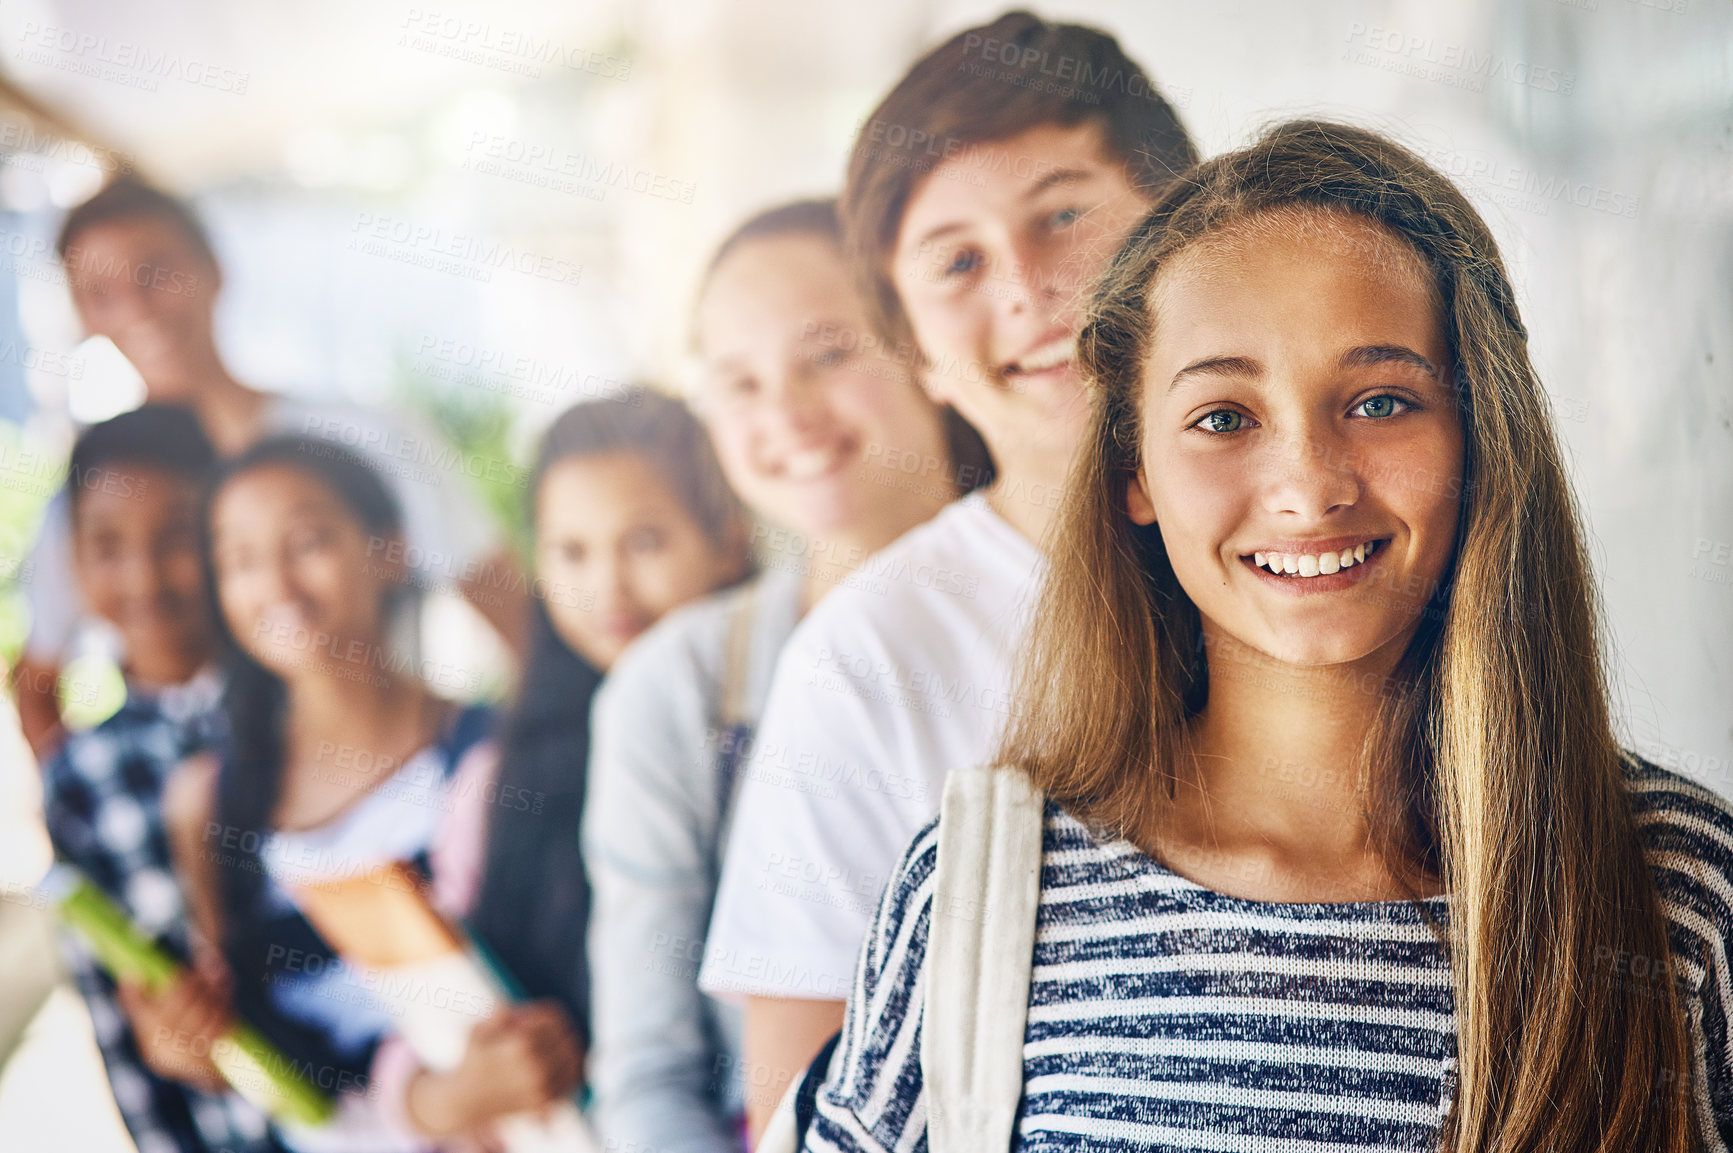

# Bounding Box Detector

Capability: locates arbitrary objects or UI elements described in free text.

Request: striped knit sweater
[805,757,1733,1151]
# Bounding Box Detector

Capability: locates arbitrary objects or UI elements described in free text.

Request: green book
[39,864,335,1128]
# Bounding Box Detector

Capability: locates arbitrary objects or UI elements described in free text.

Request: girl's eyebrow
[1169,345,1441,393]
[1169,354,1261,391]
[1024,166,1092,199]
[1339,344,1439,376]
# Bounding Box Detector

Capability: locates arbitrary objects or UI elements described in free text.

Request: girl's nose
[1261,426,1362,520]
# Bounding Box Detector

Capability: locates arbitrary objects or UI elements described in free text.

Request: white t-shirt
[698,492,1041,1001]
[24,395,499,663]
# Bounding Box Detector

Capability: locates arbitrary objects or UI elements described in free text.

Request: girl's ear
[1126,466,1158,526]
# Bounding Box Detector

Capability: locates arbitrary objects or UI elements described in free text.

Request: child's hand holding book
[116,960,233,1094]
[404,1000,583,1138]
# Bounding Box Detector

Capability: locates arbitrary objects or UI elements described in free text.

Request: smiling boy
[698,11,1198,1133]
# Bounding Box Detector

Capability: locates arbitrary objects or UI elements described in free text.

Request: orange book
[291,861,595,1152]
[293,861,460,968]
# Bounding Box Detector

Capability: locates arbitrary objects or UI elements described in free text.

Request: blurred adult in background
[584,199,979,1152]
[698,12,1198,1133]
[10,178,526,760]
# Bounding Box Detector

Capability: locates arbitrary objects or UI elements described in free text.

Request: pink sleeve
[429,741,500,919]
[366,741,502,1149]
[369,1034,428,1143]
[365,1038,491,1152]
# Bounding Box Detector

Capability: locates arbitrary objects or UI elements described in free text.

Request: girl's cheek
[1149,439,1220,511]
[216,579,255,633]
[629,557,684,618]
[917,296,982,359]
[1156,453,1250,557]
[545,602,600,665]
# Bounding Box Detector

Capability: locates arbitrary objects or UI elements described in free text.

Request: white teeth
[1252,541,1380,578]
[785,446,840,480]
[1010,337,1073,374]
[262,603,307,630]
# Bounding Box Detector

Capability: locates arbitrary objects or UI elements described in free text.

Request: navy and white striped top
[805,758,1733,1151]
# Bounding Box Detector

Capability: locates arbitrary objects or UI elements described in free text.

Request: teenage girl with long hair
[388,387,753,1143]
[803,120,1733,1152]
[584,199,972,1151]
[160,436,509,1151]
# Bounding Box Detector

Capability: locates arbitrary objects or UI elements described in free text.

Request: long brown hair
[1001,119,1696,1152]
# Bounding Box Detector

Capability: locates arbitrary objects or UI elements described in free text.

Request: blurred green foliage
[0,420,59,668]
[391,354,534,563]
[0,420,128,731]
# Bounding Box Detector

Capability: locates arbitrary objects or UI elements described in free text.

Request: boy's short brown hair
[842,10,1197,355]
[57,178,218,270]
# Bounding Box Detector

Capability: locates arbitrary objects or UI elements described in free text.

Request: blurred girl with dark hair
[153,434,507,1151]
[460,383,755,1137]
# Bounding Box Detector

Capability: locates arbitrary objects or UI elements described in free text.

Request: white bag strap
[755,765,1044,1153]
[922,764,1045,1153]
[757,1087,801,1153]
[718,580,759,732]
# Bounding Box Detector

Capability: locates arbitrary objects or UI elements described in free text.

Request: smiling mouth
[1246,539,1386,578]
[781,442,851,481]
[1002,335,1073,378]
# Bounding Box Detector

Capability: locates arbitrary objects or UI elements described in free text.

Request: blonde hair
[1001,119,1696,1152]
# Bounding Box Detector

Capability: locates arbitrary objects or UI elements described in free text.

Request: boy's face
[65,216,218,402]
[72,465,211,688]
[891,120,1150,477]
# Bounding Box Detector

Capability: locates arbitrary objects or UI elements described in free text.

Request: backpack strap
[922,763,1045,1153]
[759,764,1044,1153]
[713,581,761,826]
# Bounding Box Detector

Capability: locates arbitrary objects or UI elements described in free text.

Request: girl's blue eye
[1050,207,1082,228]
[812,347,849,368]
[945,250,981,277]
[1353,395,1409,419]
[1193,410,1244,434]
